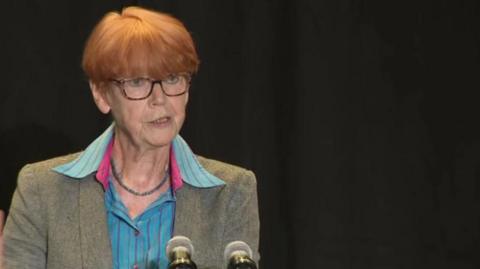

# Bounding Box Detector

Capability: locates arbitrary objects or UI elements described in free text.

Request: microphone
[224,241,257,269]
[166,236,197,269]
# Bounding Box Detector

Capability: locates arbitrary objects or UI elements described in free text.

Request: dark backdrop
[1,0,479,268]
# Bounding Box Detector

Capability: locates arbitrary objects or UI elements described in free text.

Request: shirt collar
[52,123,225,189]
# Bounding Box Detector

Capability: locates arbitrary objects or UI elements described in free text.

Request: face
[91,78,188,150]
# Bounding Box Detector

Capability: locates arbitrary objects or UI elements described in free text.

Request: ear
[90,81,111,114]
[184,92,189,105]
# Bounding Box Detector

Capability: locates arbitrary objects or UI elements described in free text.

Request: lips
[150,116,171,125]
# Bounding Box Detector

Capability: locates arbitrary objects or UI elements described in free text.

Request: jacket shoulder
[17,152,82,186]
[21,152,81,172]
[196,155,256,186]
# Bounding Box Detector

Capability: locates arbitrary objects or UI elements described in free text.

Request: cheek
[172,100,187,124]
[111,102,143,127]
[174,107,186,125]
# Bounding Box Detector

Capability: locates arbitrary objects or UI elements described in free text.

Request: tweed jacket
[4,153,260,269]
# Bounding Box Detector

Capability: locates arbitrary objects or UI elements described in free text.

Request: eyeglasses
[110,73,192,100]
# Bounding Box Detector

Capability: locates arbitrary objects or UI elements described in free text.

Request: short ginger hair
[82,6,199,84]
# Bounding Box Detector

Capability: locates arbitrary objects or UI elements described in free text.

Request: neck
[111,133,170,189]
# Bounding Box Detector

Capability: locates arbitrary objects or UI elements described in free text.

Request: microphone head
[224,241,253,263]
[166,235,195,259]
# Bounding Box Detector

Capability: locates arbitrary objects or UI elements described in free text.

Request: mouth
[149,116,171,126]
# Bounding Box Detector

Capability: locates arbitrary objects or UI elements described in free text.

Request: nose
[150,81,167,105]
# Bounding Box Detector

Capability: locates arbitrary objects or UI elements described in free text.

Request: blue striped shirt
[105,177,175,269]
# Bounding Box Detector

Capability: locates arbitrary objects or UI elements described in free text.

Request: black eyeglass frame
[109,73,192,101]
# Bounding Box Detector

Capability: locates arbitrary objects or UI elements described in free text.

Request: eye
[125,78,148,88]
[163,74,180,85]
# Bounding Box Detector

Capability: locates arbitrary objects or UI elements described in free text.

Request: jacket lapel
[173,184,192,237]
[79,176,113,269]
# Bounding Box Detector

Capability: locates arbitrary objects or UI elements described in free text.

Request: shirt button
[135,230,140,236]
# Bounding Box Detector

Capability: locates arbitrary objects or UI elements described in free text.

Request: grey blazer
[4,153,260,269]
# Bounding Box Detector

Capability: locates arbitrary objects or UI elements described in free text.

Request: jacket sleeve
[3,164,47,269]
[222,169,261,266]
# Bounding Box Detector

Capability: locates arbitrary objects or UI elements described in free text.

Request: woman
[3,6,259,269]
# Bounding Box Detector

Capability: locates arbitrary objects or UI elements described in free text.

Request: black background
[1,0,480,268]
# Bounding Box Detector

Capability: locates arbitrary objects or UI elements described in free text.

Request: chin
[156,137,175,146]
[142,120,181,147]
[149,133,177,148]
